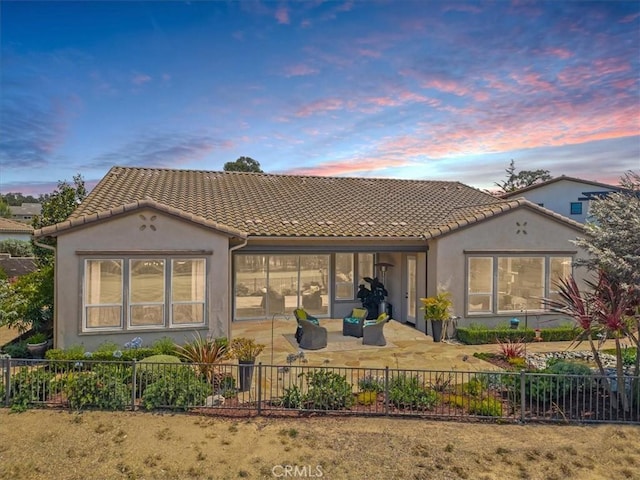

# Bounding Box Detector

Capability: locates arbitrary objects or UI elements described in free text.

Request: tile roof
[35,166,582,239]
[0,254,37,277]
[0,217,34,234]
[501,175,620,198]
[9,203,42,215]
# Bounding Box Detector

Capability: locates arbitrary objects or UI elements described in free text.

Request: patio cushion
[344,317,360,324]
[363,320,377,327]
[352,308,367,319]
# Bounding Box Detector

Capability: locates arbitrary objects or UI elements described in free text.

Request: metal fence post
[3,358,10,407]
[384,366,389,416]
[520,369,526,423]
[131,360,137,411]
[256,362,263,416]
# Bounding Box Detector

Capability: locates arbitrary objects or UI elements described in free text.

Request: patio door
[405,255,417,324]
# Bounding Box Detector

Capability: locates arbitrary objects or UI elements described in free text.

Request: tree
[223,156,263,173]
[0,198,12,218]
[494,160,552,194]
[0,239,34,257]
[32,174,87,265]
[574,171,640,287]
[1,192,41,206]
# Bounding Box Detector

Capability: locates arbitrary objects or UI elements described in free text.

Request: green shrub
[60,365,130,411]
[45,345,85,361]
[457,325,577,345]
[468,397,503,417]
[388,374,437,410]
[357,391,377,405]
[303,370,353,410]
[142,366,211,411]
[2,341,29,359]
[10,367,55,411]
[358,374,384,393]
[525,361,594,404]
[151,337,178,356]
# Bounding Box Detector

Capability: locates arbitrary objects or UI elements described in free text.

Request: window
[570,202,582,215]
[467,255,572,314]
[83,257,206,331]
[358,253,375,287]
[85,260,123,329]
[335,253,354,300]
[468,257,493,313]
[234,254,329,319]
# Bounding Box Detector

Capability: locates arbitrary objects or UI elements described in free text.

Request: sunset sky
[1,1,639,196]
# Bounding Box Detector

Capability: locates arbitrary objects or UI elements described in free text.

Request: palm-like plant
[175,333,229,382]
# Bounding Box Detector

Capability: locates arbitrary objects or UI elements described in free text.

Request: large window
[467,255,572,314]
[333,253,375,301]
[83,257,206,331]
[234,254,329,319]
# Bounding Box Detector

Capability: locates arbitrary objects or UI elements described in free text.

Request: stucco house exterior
[35,166,588,350]
[501,175,620,224]
[0,217,33,242]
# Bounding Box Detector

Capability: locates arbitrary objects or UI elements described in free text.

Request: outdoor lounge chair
[362,312,390,346]
[293,308,328,350]
[342,307,368,338]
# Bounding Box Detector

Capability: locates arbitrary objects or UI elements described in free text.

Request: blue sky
[1,1,639,195]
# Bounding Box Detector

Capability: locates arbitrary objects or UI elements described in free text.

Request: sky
[1,1,639,196]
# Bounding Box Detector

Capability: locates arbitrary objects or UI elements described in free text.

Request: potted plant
[230,337,265,391]
[357,277,388,319]
[26,332,48,358]
[420,292,453,342]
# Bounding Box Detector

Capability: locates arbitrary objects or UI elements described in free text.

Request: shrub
[497,338,526,360]
[2,341,29,359]
[280,384,303,409]
[60,364,130,411]
[388,374,437,410]
[10,367,55,411]
[152,337,178,356]
[468,397,503,417]
[45,345,86,361]
[175,333,229,382]
[457,325,577,345]
[357,391,377,405]
[303,370,353,410]
[525,361,594,404]
[358,374,384,393]
[142,366,211,411]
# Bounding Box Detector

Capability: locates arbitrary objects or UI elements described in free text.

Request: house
[9,202,42,223]
[0,217,34,242]
[501,175,621,223]
[0,253,37,282]
[35,166,589,350]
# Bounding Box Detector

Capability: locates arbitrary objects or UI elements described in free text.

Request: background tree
[574,171,640,287]
[32,174,87,265]
[0,198,12,218]
[223,156,263,173]
[0,239,34,257]
[0,174,86,336]
[494,160,552,194]
[1,192,41,206]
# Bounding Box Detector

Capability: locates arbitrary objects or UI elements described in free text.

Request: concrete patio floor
[232,318,609,372]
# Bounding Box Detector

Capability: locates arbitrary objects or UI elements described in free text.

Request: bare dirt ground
[1,410,639,480]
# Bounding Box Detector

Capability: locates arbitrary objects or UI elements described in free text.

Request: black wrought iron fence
[1,357,638,424]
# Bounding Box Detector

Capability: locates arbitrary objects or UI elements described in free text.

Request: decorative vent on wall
[516,221,527,235]
[139,214,157,231]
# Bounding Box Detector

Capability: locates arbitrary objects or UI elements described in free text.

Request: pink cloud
[132,73,152,85]
[295,98,345,117]
[357,48,381,58]
[510,72,556,93]
[543,47,573,59]
[285,157,413,177]
[275,6,290,24]
[283,64,319,77]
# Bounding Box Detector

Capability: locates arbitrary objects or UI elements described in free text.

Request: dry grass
[1,410,640,480]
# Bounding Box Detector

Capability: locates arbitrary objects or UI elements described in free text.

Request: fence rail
[1,358,638,424]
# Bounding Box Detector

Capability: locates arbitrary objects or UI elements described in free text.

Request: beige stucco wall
[428,207,589,329]
[53,209,231,350]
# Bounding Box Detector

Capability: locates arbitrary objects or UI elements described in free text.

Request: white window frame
[466,254,573,316]
[128,259,166,330]
[82,256,207,332]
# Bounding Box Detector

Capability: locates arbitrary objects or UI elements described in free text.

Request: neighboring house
[9,202,42,223]
[0,253,37,282]
[501,176,621,223]
[35,166,588,350]
[0,217,34,242]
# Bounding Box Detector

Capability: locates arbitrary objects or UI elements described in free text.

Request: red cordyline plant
[497,338,526,360]
[546,270,640,412]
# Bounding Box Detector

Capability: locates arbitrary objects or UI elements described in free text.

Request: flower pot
[238,360,255,391]
[430,320,444,342]
[27,341,47,359]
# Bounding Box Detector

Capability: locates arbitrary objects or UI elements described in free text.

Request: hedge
[456,326,578,345]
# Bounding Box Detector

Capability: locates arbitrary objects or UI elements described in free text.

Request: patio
[232,318,601,371]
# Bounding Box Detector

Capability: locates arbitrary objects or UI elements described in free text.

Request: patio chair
[293,308,328,350]
[342,307,368,338]
[362,312,390,346]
